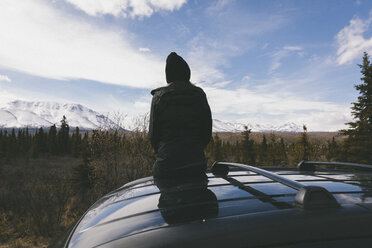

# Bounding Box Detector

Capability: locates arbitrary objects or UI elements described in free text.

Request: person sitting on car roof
[149,52,212,180]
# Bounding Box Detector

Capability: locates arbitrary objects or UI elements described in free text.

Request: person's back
[149,52,212,180]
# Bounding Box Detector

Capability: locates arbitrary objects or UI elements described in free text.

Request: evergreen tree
[9,128,17,157]
[32,127,47,156]
[233,140,241,163]
[1,130,9,160]
[72,142,95,201]
[71,127,82,157]
[58,116,70,155]
[341,52,372,164]
[48,124,58,155]
[293,125,312,163]
[38,127,48,154]
[279,138,288,165]
[325,137,338,161]
[24,127,31,154]
[0,130,4,160]
[258,135,268,165]
[240,126,256,165]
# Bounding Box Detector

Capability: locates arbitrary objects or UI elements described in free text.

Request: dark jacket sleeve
[201,92,212,148]
[149,94,159,153]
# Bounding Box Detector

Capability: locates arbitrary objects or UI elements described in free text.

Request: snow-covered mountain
[212,119,302,133]
[0,100,302,132]
[0,100,118,129]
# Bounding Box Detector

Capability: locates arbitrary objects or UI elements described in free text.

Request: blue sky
[1,0,372,131]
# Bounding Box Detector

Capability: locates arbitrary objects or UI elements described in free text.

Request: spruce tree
[259,135,268,165]
[2,130,8,160]
[341,52,372,164]
[233,140,241,163]
[25,127,31,154]
[9,128,17,157]
[279,138,288,166]
[240,126,256,165]
[32,127,47,156]
[72,127,82,157]
[293,125,312,163]
[58,115,70,155]
[48,124,58,155]
[0,130,3,159]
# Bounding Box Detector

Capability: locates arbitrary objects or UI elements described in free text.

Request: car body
[57,161,372,247]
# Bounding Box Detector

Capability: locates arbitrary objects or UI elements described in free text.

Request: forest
[0,52,371,247]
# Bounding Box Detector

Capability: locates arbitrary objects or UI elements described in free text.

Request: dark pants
[152,160,207,182]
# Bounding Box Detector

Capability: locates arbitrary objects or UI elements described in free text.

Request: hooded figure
[149,52,212,179]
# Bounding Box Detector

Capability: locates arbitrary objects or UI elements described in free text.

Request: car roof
[66,162,372,248]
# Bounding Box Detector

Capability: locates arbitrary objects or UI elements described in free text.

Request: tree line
[0,116,87,160]
[205,125,345,166]
[0,120,357,167]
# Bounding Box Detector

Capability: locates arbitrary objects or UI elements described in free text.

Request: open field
[0,157,80,247]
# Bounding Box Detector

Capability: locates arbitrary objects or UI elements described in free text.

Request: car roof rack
[297,160,372,171]
[211,161,340,210]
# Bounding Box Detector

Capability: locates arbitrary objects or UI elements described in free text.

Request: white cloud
[204,85,351,131]
[0,75,11,82]
[186,31,246,84]
[0,82,78,108]
[206,86,339,115]
[283,46,302,51]
[0,0,166,89]
[297,51,306,57]
[336,15,372,65]
[176,24,191,38]
[212,80,232,88]
[139,47,151,52]
[65,0,187,18]
[104,95,151,116]
[242,75,251,81]
[200,55,353,131]
[206,0,234,13]
[270,45,303,73]
[187,34,226,83]
[188,4,289,84]
[291,109,351,131]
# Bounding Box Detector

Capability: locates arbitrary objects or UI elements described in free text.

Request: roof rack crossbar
[298,160,372,171]
[211,161,340,210]
[211,161,303,190]
[224,176,293,209]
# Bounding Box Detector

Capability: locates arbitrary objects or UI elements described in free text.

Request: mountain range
[0,100,302,132]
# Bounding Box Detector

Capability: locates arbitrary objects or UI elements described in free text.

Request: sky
[1,0,372,131]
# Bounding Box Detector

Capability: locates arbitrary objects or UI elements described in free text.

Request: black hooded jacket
[149,53,212,177]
